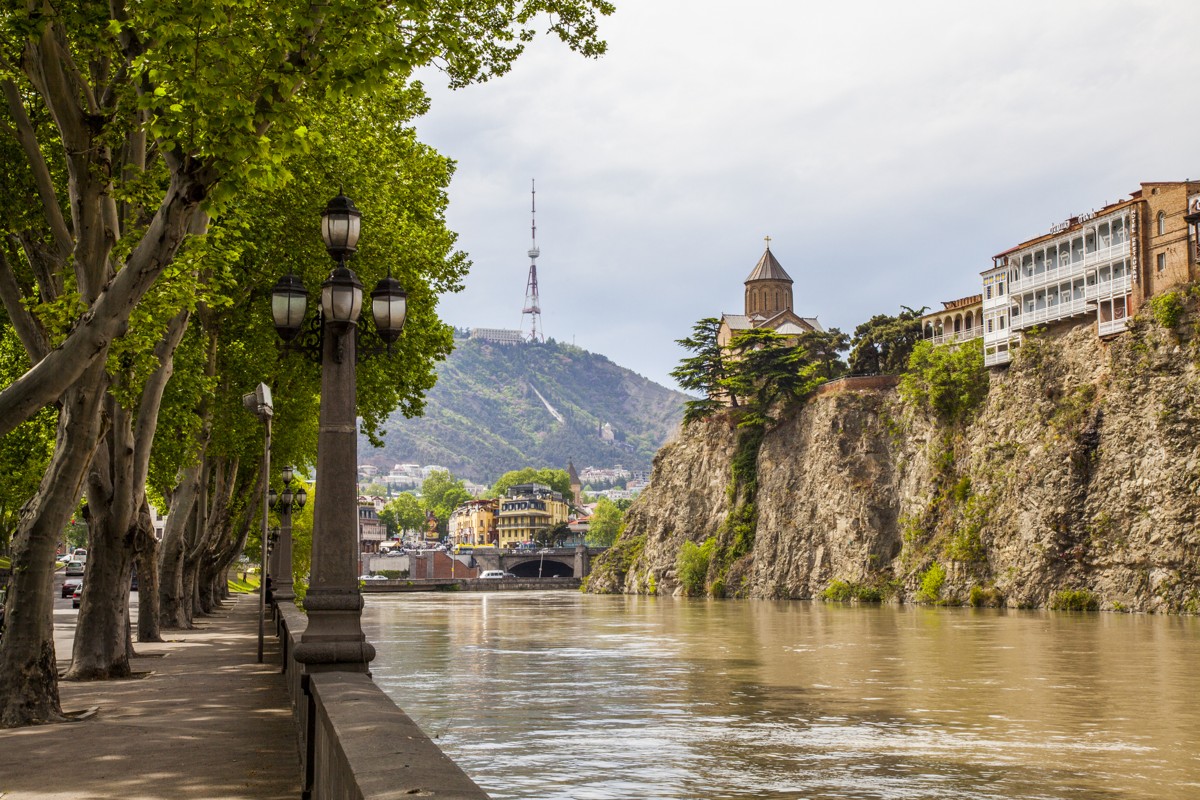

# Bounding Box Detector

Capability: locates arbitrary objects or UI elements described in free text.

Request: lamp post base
[293,587,375,672]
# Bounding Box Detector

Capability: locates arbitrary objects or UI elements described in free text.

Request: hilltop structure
[717,239,822,348]
[980,180,1200,366]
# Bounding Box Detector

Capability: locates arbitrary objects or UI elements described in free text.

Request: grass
[228,574,262,593]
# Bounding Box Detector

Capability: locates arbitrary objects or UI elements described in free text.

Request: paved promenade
[0,594,300,799]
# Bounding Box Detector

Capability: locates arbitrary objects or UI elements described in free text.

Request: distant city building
[497,483,569,548]
[982,180,1200,367]
[357,496,384,556]
[470,328,525,345]
[448,499,499,546]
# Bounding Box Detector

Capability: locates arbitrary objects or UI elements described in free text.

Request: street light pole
[272,192,406,674]
[242,383,273,664]
[269,466,306,604]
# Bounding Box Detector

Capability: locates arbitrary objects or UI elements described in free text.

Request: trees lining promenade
[0,0,613,728]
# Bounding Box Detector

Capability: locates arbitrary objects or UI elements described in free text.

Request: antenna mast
[521,179,544,343]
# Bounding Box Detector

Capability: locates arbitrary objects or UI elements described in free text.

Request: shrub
[1049,589,1099,611]
[1149,291,1185,329]
[900,339,989,423]
[823,580,883,603]
[916,561,946,603]
[676,536,717,596]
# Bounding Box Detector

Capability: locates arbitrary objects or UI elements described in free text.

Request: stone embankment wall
[589,307,1200,612]
[275,603,490,799]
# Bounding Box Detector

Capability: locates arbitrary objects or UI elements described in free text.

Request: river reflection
[364,592,1200,800]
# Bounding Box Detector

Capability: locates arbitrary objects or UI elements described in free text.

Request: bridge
[474,545,605,579]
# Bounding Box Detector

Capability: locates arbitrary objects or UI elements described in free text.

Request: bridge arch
[506,558,574,578]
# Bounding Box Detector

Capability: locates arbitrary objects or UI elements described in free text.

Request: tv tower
[521,179,544,343]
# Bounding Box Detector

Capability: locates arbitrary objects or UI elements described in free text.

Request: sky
[412,0,1200,390]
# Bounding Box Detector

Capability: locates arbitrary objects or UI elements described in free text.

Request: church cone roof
[745,246,793,283]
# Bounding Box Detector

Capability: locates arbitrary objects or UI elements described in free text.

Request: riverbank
[0,594,299,799]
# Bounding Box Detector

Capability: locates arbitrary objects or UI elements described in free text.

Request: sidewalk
[0,594,300,799]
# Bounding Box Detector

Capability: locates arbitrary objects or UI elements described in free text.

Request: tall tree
[848,306,927,376]
[585,497,623,547]
[420,470,471,536]
[379,493,425,539]
[0,0,613,728]
[490,467,572,500]
[670,317,732,423]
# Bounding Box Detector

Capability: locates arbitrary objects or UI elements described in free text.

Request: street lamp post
[270,192,406,673]
[268,466,307,604]
[242,382,273,664]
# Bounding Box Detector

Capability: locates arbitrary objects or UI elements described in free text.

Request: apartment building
[447,499,499,546]
[982,181,1200,367]
[921,295,983,345]
[497,483,570,548]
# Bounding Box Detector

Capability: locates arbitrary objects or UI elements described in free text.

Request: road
[51,567,139,660]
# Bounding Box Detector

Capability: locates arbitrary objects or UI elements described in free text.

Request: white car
[479,570,515,579]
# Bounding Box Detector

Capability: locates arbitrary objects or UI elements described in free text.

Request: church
[717,239,822,348]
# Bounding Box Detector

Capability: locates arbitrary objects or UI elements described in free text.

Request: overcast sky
[413,0,1200,390]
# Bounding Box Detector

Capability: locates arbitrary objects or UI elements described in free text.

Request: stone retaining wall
[275,601,490,799]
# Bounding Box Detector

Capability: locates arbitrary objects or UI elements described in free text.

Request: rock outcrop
[588,307,1200,613]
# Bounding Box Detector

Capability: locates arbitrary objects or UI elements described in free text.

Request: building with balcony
[921,295,983,345]
[358,496,384,554]
[497,483,570,548]
[982,181,1200,367]
[448,499,499,546]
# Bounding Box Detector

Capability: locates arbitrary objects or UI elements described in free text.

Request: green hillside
[359,337,689,483]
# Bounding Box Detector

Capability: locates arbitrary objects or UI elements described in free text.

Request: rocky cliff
[588,304,1200,613]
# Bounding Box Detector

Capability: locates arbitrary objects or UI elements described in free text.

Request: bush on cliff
[677,537,717,596]
[900,339,988,423]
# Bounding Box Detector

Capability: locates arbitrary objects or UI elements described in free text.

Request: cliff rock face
[588,312,1200,612]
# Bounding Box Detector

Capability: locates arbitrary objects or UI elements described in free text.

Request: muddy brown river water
[364,592,1200,800]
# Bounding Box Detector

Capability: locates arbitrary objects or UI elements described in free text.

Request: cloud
[414,0,1200,388]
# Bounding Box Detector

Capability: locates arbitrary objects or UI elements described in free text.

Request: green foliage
[900,338,989,423]
[1049,589,1099,611]
[1149,291,1185,329]
[916,561,946,603]
[724,328,830,421]
[379,493,425,537]
[968,585,1003,607]
[823,580,883,603]
[0,330,55,554]
[420,470,471,535]
[586,498,624,547]
[490,468,572,499]
[672,318,733,424]
[676,536,717,595]
[1050,384,1097,433]
[364,338,687,483]
[849,306,927,375]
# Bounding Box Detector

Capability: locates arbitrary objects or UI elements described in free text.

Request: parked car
[385,550,405,557]
[61,577,83,598]
[64,560,85,577]
[479,570,515,579]
[72,584,83,608]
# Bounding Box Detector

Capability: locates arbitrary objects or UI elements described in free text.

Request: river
[363,591,1200,800]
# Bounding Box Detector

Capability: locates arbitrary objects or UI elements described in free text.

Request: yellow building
[448,499,498,546]
[497,483,570,548]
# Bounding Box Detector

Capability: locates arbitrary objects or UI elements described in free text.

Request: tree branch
[0,245,50,363]
[131,309,190,504]
[1,79,73,258]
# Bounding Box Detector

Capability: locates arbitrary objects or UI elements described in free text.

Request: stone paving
[0,594,300,799]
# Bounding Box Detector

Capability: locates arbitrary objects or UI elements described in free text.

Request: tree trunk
[65,509,136,680]
[159,467,199,629]
[0,359,106,726]
[134,500,162,643]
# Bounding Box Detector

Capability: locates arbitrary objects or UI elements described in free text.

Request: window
[987,319,993,333]
[1158,212,1167,235]
[985,286,992,299]
[1157,252,1167,273]
[998,281,1005,295]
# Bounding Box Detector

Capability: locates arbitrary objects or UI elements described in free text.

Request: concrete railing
[275,601,490,800]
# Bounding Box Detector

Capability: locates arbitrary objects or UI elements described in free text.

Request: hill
[358,337,690,483]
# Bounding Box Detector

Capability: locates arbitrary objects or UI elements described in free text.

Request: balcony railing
[927,329,982,346]
[984,349,1012,367]
[1011,296,1091,331]
[1098,316,1130,337]
[1008,242,1131,293]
